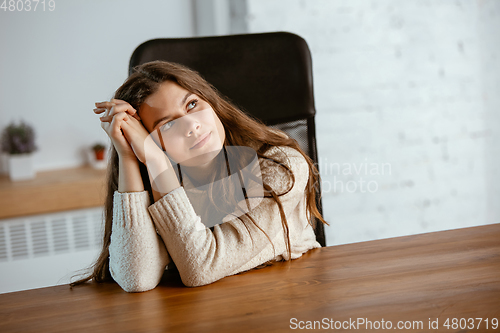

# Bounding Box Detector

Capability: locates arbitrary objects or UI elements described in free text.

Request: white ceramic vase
[8,153,35,181]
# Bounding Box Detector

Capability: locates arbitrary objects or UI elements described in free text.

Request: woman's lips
[190,132,211,150]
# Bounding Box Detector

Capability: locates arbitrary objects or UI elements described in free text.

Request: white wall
[245,0,500,245]
[0,0,195,171]
[193,0,231,36]
[478,0,500,228]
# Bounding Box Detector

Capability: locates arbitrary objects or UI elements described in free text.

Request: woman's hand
[94,99,164,164]
[95,99,147,193]
[95,99,180,200]
[94,99,137,161]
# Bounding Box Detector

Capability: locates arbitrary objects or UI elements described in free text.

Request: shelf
[0,166,107,219]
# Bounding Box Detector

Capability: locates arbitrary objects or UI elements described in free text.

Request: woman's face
[139,81,225,167]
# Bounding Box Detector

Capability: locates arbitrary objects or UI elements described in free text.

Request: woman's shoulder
[261,145,307,166]
[258,145,309,195]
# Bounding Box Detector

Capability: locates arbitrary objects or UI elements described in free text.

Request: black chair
[129,31,326,247]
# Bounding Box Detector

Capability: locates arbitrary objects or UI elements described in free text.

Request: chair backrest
[129,32,326,247]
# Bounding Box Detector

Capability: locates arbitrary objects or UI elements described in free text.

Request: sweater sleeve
[147,147,309,287]
[109,191,171,292]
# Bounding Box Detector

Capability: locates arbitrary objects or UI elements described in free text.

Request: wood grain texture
[0,166,106,219]
[0,224,499,332]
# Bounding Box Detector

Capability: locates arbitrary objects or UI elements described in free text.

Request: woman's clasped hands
[93,99,164,165]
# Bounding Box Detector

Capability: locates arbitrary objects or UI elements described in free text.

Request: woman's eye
[160,120,175,131]
[187,99,198,111]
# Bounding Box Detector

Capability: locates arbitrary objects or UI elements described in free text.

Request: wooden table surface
[1,224,499,332]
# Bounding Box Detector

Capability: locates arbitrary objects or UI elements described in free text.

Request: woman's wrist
[118,155,145,193]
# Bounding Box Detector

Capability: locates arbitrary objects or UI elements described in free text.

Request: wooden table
[1,224,499,332]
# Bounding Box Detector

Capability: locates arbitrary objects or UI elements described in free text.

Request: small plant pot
[94,150,105,161]
[8,153,35,181]
[87,148,107,170]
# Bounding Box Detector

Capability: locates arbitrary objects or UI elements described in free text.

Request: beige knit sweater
[108,146,321,292]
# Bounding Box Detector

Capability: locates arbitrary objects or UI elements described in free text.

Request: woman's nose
[183,116,201,137]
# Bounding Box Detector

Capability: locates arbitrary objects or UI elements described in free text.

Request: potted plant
[91,143,106,161]
[88,143,107,169]
[1,120,37,181]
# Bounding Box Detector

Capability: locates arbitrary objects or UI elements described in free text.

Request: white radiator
[0,207,104,293]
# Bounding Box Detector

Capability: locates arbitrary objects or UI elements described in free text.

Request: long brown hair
[71,61,327,286]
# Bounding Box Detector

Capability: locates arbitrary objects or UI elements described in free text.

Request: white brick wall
[478,0,500,226]
[244,0,500,245]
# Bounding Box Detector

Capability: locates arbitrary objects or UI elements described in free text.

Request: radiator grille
[0,227,7,261]
[10,224,28,260]
[32,221,49,257]
[0,207,104,262]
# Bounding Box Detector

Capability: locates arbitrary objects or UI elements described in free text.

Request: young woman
[72,61,327,292]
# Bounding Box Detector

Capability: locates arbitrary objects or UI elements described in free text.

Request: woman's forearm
[118,156,145,193]
[109,190,171,292]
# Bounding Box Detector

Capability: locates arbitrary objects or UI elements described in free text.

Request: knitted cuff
[112,191,151,229]
[147,187,200,233]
